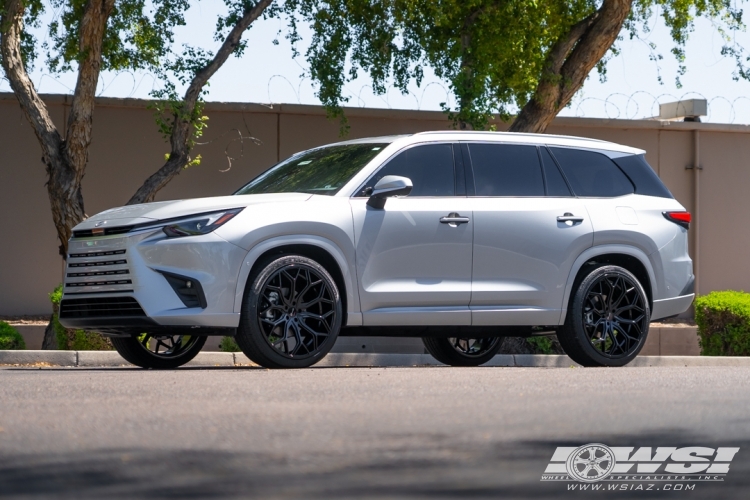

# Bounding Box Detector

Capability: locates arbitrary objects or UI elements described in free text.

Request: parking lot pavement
[1,366,749,499]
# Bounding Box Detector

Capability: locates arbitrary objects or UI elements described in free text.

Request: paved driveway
[1,366,749,499]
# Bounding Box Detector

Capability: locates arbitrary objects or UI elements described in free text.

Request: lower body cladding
[58,229,245,336]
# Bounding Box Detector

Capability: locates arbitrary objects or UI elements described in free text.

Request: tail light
[663,211,691,230]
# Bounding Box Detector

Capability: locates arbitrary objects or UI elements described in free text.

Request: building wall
[1,93,749,315]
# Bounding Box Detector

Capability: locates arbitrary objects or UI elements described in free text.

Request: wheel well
[570,253,653,310]
[247,244,349,326]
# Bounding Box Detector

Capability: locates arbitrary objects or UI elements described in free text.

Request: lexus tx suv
[59,131,694,369]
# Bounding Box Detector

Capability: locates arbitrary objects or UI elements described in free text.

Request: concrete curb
[1,350,750,367]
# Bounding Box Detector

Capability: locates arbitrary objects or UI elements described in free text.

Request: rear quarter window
[611,154,674,199]
[549,147,634,197]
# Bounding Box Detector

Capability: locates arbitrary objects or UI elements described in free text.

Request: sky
[4,1,750,124]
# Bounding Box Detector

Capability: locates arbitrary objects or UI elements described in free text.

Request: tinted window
[468,144,544,196]
[540,147,572,196]
[612,154,673,198]
[236,143,386,196]
[359,144,455,197]
[550,148,634,197]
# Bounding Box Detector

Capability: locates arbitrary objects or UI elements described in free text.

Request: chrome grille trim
[65,243,133,294]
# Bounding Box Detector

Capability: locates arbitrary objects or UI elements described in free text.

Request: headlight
[160,208,244,238]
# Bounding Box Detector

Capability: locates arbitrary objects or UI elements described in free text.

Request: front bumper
[58,228,246,335]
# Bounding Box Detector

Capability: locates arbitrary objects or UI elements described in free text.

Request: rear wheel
[422,336,504,366]
[557,265,650,367]
[236,255,342,369]
[111,334,206,369]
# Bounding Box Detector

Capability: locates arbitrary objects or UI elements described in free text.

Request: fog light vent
[158,271,207,309]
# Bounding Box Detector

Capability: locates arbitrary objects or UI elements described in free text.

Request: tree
[1,0,274,257]
[286,0,747,132]
[1,0,274,348]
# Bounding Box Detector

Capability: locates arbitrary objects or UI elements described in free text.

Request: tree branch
[127,0,274,205]
[509,0,631,133]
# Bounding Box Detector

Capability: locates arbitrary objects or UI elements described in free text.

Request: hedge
[695,291,750,356]
[0,321,26,350]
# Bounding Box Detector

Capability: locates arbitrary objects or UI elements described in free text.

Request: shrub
[0,321,26,350]
[219,336,241,352]
[49,284,113,351]
[695,291,750,356]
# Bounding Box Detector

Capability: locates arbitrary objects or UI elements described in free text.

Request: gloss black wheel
[237,255,342,368]
[111,334,206,369]
[422,336,504,366]
[557,265,650,367]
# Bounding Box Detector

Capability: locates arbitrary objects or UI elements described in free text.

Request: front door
[351,143,473,326]
[465,143,594,326]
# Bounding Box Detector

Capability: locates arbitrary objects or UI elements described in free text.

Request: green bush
[526,336,555,354]
[695,291,750,356]
[219,336,241,352]
[49,283,113,351]
[0,321,26,350]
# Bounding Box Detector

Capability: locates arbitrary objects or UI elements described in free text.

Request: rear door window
[468,144,544,196]
[358,144,455,197]
[539,147,572,196]
[549,147,634,197]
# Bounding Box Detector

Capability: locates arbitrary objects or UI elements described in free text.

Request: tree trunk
[509,0,631,134]
[127,0,274,205]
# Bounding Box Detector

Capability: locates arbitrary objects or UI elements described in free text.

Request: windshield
[234,143,387,196]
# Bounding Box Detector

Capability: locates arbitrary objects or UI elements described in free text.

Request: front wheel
[557,265,650,367]
[423,337,504,366]
[111,334,206,369]
[236,255,343,369]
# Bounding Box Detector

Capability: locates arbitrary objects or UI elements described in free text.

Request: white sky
[4,1,750,124]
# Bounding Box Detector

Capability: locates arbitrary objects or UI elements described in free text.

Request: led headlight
[161,208,243,238]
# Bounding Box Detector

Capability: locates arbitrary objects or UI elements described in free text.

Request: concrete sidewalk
[0,350,747,368]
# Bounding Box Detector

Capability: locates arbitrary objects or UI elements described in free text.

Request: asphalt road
[1,365,749,499]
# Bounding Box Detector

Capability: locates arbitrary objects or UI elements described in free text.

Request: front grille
[73,226,133,238]
[65,245,133,294]
[59,297,146,318]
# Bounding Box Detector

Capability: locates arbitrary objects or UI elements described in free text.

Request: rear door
[466,143,594,326]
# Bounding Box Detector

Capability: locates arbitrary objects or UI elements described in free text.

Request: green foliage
[43,0,191,74]
[0,321,26,350]
[219,336,241,352]
[49,283,63,306]
[695,291,750,356]
[526,336,555,355]
[286,0,748,130]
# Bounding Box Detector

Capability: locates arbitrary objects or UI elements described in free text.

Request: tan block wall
[2,93,750,315]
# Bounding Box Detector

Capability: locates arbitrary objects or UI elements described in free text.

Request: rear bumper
[651,293,695,321]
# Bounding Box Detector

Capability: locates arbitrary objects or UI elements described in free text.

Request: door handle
[557,212,584,225]
[440,213,470,226]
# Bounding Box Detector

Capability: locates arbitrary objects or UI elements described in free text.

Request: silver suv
[59,131,694,369]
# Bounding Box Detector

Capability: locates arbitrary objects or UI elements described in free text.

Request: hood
[74,193,312,231]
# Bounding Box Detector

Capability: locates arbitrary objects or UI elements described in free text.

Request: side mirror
[366,175,413,209]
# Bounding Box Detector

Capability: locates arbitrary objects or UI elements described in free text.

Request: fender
[559,244,661,324]
[232,234,363,326]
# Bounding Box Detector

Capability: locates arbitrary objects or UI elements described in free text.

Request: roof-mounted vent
[658,99,707,122]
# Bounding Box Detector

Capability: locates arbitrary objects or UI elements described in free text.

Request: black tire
[557,265,650,367]
[236,255,342,369]
[422,336,504,366]
[111,334,206,369]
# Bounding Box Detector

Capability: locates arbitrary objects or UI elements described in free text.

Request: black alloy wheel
[236,255,342,368]
[111,333,206,369]
[423,336,504,366]
[557,265,650,367]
